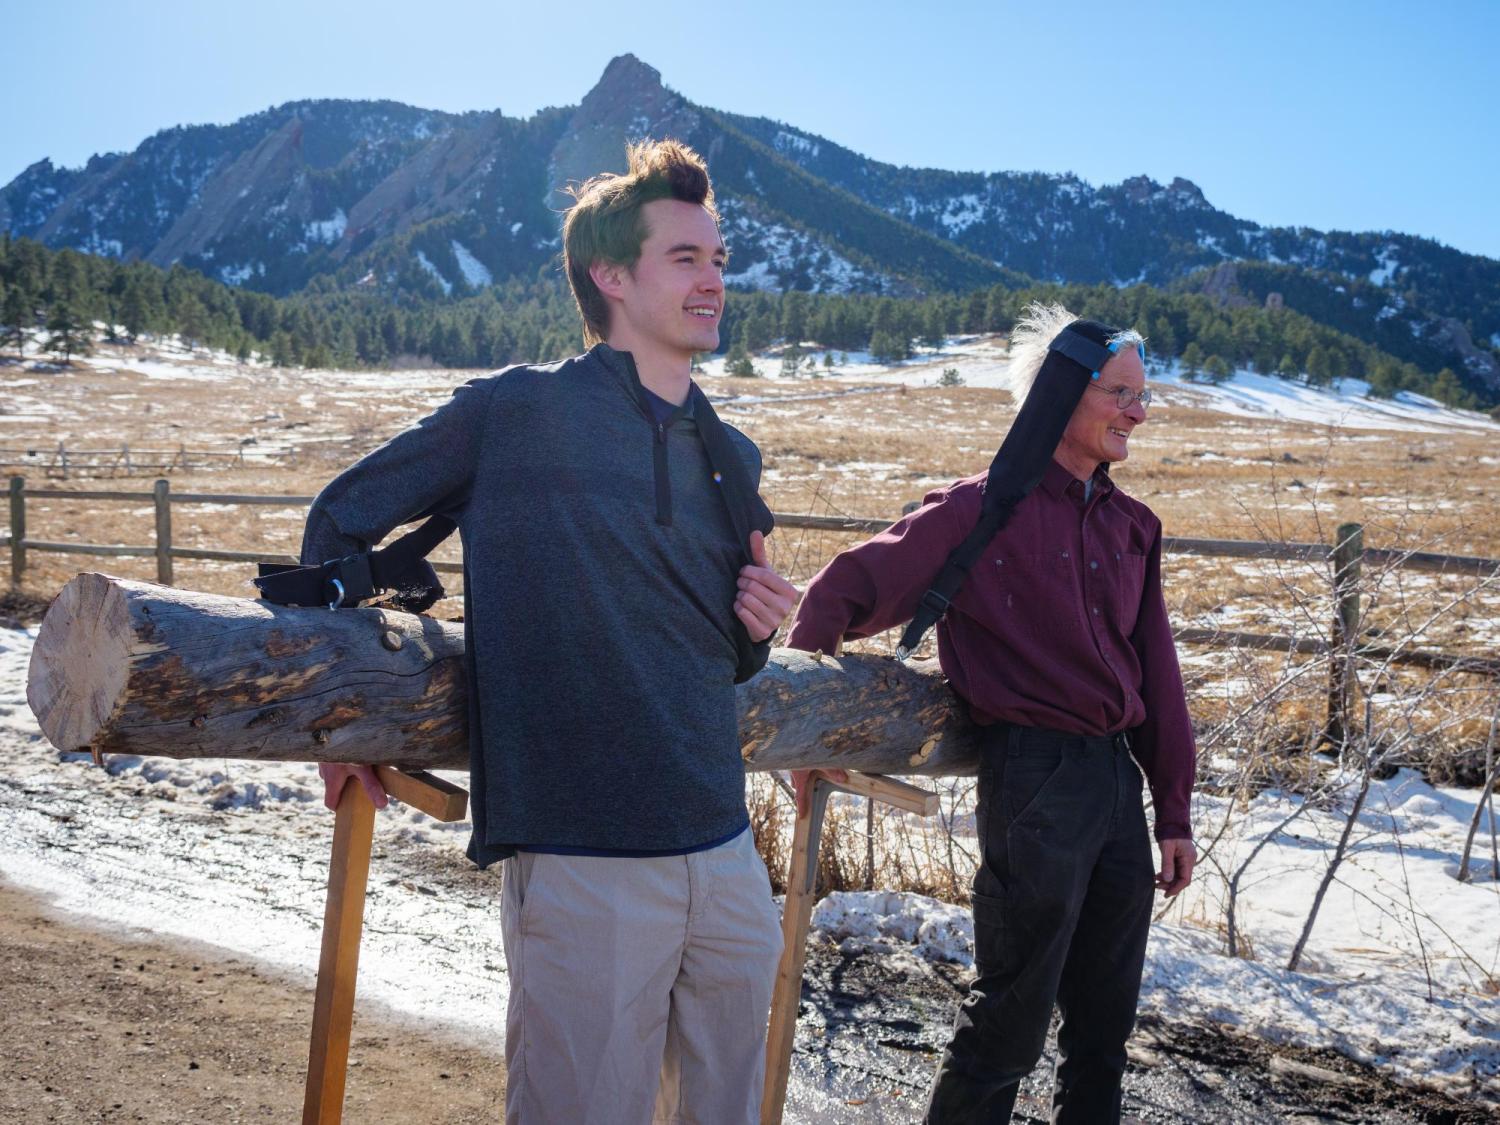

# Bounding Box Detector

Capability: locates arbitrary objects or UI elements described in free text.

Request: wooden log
[28,572,984,776]
[28,572,470,767]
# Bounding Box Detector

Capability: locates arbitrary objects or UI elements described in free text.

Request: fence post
[8,476,24,589]
[153,478,173,586]
[1325,522,1363,747]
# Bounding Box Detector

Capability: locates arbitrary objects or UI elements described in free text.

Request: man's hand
[790,768,849,816]
[1155,837,1196,896]
[736,530,799,643]
[319,762,388,812]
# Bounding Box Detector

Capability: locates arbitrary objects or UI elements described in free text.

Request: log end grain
[27,572,134,753]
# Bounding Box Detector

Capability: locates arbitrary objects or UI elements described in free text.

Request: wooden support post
[302,768,468,1125]
[762,770,939,1125]
[1326,521,1363,747]
[153,478,173,586]
[302,777,375,1125]
[8,476,23,589]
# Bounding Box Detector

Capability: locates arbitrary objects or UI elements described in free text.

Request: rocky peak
[338,111,509,256]
[147,116,310,267]
[1167,177,1208,207]
[593,53,665,100]
[547,54,702,203]
[1194,262,1254,308]
[1119,175,1161,205]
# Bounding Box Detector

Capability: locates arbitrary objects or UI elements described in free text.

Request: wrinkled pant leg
[924,738,1111,1124]
[653,829,783,1125]
[500,852,684,1125]
[1050,753,1155,1125]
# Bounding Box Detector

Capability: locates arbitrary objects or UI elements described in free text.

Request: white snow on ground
[450,240,492,289]
[2,623,1496,1107]
[809,767,1500,1104]
[0,626,509,1037]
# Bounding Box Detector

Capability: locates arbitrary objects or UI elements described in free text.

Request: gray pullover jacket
[300,344,771,867]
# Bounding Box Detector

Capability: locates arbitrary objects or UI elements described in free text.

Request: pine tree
[779,343,804,378]
[870,328,906,365]
[0,281,27,357]
[46,296,92,361]
[119,278,153,343]
[1202,355,1232,384]
[1179,341,1203,380]
[1429,368,1472,409]
[176,293,210,349]
[922,304,946,352]
[724,340,758,378]
[781,291,809,347]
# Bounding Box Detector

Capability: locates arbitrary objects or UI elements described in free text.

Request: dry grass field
[6,337,1499,901]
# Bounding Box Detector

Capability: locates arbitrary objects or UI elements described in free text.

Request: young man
[787,304,1197,1124]
[302,140,797,1124]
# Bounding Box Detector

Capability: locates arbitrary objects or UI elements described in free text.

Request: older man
[787,303,1196,1124]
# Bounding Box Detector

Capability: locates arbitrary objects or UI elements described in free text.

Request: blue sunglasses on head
[1091,339,1146,381]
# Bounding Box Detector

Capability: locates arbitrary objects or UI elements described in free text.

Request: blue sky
[4,0,1497,259]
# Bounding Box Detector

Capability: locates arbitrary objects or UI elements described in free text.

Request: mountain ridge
[4,53,1496,395]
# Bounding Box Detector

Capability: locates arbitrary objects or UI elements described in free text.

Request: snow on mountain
[702,337,1500,436]
[413,249,452,296]
[450,239,492,288]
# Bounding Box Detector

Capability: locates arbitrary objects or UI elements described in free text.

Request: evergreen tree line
[0,235,1484,410]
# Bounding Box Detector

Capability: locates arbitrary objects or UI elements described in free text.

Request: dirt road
[0,881,505,1124]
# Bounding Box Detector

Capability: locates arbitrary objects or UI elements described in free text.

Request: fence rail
[0,442,300,478]
[6,477,1499,736]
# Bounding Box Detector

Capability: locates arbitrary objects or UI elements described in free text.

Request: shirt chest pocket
[1114,552,1148,637]
[976,552,1081,637]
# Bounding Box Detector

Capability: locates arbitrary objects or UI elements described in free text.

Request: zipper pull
[656,421,667,443]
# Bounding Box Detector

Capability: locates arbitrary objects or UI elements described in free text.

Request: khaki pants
[500,828,784,1124]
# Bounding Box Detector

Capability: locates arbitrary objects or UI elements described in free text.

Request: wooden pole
[302,776,376,1125]
[1325,522,1363,747]
[761,770,938,1125]
[8,476,23,588]
[153,478,173,586]
[301,768,468,1125]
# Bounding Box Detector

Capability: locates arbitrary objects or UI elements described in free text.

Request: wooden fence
[0,442,299,478]
[6,476,1500,738]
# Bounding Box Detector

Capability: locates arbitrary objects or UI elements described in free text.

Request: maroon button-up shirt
[787,459,1195,840]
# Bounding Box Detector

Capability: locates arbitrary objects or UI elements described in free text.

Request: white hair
[1003,301,1146,400]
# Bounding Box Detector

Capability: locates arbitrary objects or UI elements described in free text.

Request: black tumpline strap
[894,327,1115,659]
[254,514,457,609]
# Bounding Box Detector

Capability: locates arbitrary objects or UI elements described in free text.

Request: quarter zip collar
[592,342,693,527]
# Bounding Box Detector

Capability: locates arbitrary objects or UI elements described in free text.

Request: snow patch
[812,891,973,964]
[939,194,986,234]
[1369,245,1400,287]
[772,129,821,158]
[449,240,492,288]
[414,250,452,296]
[304,209,347,245]
[218,263,256,286]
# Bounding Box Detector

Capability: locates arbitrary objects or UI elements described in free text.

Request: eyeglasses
[1087,384,1153,411]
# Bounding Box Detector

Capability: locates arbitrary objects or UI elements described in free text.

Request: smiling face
[591,198,725,370]
[1054,345,1149,479]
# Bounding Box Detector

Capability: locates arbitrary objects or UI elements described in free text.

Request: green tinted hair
[562,138,719,346]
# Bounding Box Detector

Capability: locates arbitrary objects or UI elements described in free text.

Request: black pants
[924,724,1155,1124]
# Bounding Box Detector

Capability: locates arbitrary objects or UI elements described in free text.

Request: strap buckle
[322,553,376,610]
[917,588,951,617]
